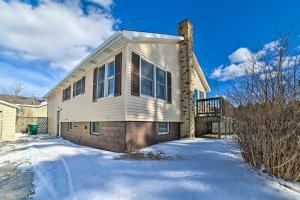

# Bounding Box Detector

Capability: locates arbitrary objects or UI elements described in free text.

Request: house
[0,95,47,140]
[44,19,210,152]
[0,100,18,141]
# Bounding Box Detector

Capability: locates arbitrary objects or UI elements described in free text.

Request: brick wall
[61,121,180,152]
[61,121,126,152]
[125,122,180,151]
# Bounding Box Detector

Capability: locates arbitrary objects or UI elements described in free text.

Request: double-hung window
[141,59,154,97]
[140,58,167,100]
[107,61,115,96]
[62,86,71,101]
[75,80,82,96]
[73,77,85,97]
[156,68,166,100]
[97,65,105,98]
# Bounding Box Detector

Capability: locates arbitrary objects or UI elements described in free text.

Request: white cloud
[0,0,117,71]
[210,64,244,81]
[210,39,297,81]
[210,47,252,81]
[228,48,252,63]
[88,0,113,10]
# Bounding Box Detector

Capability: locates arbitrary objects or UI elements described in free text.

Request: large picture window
[141,59,154,97]
[156,68,166,100]
[107,61,115,96]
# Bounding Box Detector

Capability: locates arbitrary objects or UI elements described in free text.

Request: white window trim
[91,122,100,135]
[63,86,71,101]
[97,65,105,99]
[75,79,82,96]
[67,122,73,131]
[106,60,115,97]
[158,122,170,135]
[74,77,85,97]
[155,67,167,100]
[139,57,167,101]
[96,58,116,100]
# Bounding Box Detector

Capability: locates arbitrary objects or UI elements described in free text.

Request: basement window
[159,122,169,135]
[67,122,73,131]
[91,122,100,135]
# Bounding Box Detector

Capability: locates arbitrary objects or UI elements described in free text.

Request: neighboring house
[0,95,47,140]
[17,102,48,118]
[0,100,18,141]
[44,19,210,152]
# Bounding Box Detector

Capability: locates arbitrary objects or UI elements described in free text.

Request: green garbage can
[28,124,38,135]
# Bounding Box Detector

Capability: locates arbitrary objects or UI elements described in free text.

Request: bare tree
[1,80,25,103]
[228,33,300,182]
[9,80,24,97]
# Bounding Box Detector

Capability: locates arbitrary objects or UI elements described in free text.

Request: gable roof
[0,94,44,106]
[43,30,184,98]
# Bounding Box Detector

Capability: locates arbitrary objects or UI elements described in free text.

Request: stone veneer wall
[61,121,180,152]
[177,19,195,138]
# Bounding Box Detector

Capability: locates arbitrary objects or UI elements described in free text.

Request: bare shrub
[228,33,300,182]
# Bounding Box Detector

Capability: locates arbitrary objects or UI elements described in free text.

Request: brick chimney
[177,19,195,139]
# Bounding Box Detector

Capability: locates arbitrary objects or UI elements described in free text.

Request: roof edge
[43,31,123,98]
[0,100,19,109]
[193,52,211,92]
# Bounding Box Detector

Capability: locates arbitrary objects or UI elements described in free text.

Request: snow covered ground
[1,137,300,200]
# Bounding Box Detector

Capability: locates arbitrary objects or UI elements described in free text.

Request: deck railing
[196,97,224,118]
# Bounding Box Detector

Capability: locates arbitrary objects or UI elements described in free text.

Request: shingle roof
[0,94,44,105]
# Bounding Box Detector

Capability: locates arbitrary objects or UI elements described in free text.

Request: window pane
[98,66,105,81]
[97,82,104,98]
[159,122,168,133]
[194,90,199,103]
[156,68,166,85]
[108,78,114,96]
[108,62,115,77]
[141,78,153,96]
[141,59,154,80]
[75,80,81,96]
[92,122,100,133]
[156,84,166,100]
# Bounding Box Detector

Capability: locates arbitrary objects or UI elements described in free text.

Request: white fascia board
[43,31,124,98]
[0,100,19,109]
[193,52,211,92]
[122,30,184,42]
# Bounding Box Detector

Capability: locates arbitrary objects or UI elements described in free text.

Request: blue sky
[0,0,299,97]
